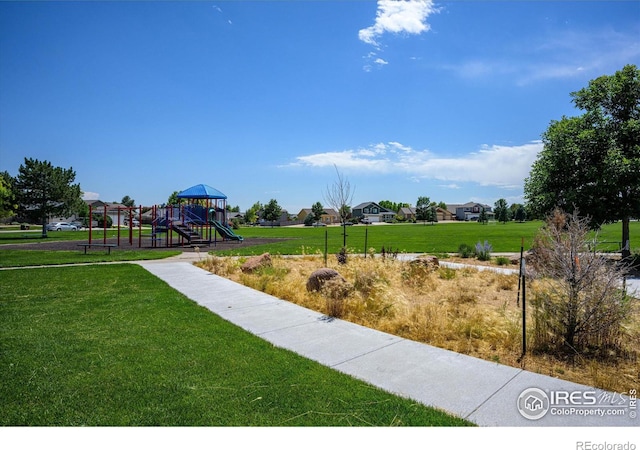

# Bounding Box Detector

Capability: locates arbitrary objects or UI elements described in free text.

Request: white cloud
[374,58,389,66]
[359,0,438,47]
[518,29,640,84]
[442,27,640,85]
[289,141,542,190]
[82,192,100,200]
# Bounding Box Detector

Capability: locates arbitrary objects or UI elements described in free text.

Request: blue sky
[1,1,638,213]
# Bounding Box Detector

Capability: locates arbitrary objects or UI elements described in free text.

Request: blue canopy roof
[177,184,227,200]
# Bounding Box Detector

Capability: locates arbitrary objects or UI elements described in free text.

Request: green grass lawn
[0,249,181,268]
[0,264,472,426]
[2,220,635,264]
[0,228,143,244]
[213,221,639,256]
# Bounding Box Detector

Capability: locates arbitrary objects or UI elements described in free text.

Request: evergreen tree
[14,158,82,237]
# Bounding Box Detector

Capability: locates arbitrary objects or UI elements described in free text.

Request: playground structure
[87,184,243,248]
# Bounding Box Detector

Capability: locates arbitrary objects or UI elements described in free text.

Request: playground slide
[211,220,244,242]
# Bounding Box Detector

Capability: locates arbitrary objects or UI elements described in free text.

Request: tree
[426,204,438,225]
[119,195,136,225]
[525,64,640,258]
[0,171,16,220]
[324,165,355,246]
[529,209,630,355]
[311,201,325,223]
[263,199,282,227]
[514,204,527,222]
[415,196,431,225]
[379,200,410,213]
[494,198,510,224]
[14,158,82,237]
[121,195,135,207]
[167,191,180,206]
[478,207,488,225]
[244,201,262,225]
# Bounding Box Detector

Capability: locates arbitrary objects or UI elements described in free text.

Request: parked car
[46,222,78,231]
[123,218,140,226]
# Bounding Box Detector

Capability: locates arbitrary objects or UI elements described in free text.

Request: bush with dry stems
[528,209,633,359]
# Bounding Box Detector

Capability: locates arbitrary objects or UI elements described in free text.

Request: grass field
[0,228,141,244]
[0,264,472,426]
[212,221,638,256]
[0,249,181,268]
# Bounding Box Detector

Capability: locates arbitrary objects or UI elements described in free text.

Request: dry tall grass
[196,254,639,392]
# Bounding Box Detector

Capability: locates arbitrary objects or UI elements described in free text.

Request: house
[397,206,455,222]
[447,202,494,221]
[83,200,132,226]
[227,211,244,222]
[436,207,455,221]
[258,210,291,226]
[398,207,416,221]
[351,202,396,223]
[297,208,340,225]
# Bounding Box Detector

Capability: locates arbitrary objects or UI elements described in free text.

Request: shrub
[458,243,475,258]
[336,247,348,265]
[529,209,631,357]
[321,278,352,318]
[495,256,511,266]
[627,249,640,276]
[381,246,399,260]
[95,214,113,228]
[475,241,492,261]
[303,214,315,226]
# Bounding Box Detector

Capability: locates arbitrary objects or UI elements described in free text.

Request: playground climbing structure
[149,184,242,247]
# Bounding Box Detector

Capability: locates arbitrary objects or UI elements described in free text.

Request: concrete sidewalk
[137,259,638,427]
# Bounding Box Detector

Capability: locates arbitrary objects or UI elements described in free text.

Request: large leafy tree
[263,198,282,227]
[166,191,180,205]
[415,196,431,225]
[311,201,325,223]
[121,195,135,207]
[379,200,410,213]
[0,171,17,220]
[14,158,82,237]
[244,201,262,225]
[525,64,640,258]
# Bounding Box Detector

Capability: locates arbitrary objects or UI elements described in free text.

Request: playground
[86,184,245,250]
